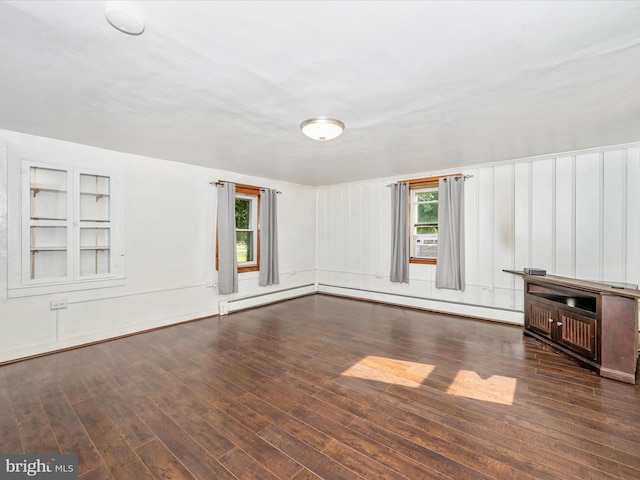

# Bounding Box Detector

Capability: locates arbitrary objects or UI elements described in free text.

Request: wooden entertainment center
[505,270,640,384]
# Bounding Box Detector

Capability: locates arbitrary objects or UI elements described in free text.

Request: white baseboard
[0,307,219,364]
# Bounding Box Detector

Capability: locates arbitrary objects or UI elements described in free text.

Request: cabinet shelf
[31,187,67,195]
[80,192,110,198]
[30,216,67,221]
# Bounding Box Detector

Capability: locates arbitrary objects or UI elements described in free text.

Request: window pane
[236,231,254,263]
[417,203,438,223]
[416,226,438,235]
[416,191,438,202]
[235,199,251,229]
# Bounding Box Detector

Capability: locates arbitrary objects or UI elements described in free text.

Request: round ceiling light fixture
[300,117,345,141]
[105,2,145,35]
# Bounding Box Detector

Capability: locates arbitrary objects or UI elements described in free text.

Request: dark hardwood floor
[2,294,640,479]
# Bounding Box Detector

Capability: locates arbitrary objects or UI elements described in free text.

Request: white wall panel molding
[626,148,640,285]
[316,143,640,326]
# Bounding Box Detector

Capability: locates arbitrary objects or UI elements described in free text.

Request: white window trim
[7,149,126,298]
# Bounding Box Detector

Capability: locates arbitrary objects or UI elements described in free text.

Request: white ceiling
[1,1,640,186]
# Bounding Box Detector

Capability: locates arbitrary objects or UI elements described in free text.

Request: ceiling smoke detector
[105,2,145,35]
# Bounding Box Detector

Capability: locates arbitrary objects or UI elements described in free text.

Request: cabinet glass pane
[31,167,67,190]
[31,226,67,249]
[80,227,110,248]
[30,167,67,220]
[80,174,110,195]
[31,250,67,280]
[80,249,110,276]
[80,174,110,221]
[80,194,110,221]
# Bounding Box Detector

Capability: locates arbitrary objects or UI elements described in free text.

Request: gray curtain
[436,176,465,290]
[259,188,280,286]
[390,182,410,283]
[217,182,238,294]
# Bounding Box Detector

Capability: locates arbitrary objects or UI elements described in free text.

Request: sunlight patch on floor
[341,355,517,405]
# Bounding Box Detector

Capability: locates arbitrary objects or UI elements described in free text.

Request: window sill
[238,265,259,273]
[410,257,437,265]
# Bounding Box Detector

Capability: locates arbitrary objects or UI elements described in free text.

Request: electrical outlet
[50,300,67,310]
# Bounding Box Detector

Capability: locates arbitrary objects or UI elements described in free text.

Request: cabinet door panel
[557,308,597,360]
[526,300,554,339]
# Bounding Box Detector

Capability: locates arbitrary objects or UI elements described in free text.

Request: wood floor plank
[79,465,114,480]
[238,392,334,452]
[135,439,197,480]
[81,375,156,450]
[72,397,155,479]
[38,384,103,472]
[2,294,639,480]
[202,406,303,479]
[320,439,409,480]
[218,446,282,480]
[126,404,236,480]
[257,424,365,480]
[5,361,61,454]
[0,384,23,453]
[285,404,451,480]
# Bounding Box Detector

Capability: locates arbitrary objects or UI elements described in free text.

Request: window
[406,174,460,265]
[411,186,439,261]
[8,151,125,297]
[235,193,257,267]
[216,182,261,273]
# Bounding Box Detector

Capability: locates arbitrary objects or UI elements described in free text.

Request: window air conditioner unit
[412,235,437,259]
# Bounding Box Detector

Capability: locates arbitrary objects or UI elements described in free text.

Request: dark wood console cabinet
[505,271,639,384]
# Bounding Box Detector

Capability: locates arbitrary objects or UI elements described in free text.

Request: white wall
[0,129,316,362]
[317,144,640,324]
[2,127,639,363]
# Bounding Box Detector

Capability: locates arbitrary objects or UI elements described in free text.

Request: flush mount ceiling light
[105,2,145,35]
[300,117,345,141]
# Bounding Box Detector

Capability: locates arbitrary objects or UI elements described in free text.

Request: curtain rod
[209,181,282,194]
[386,174,473,187]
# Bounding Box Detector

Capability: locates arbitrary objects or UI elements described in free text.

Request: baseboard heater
[218,284,317,315]
[316,283,523,325]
